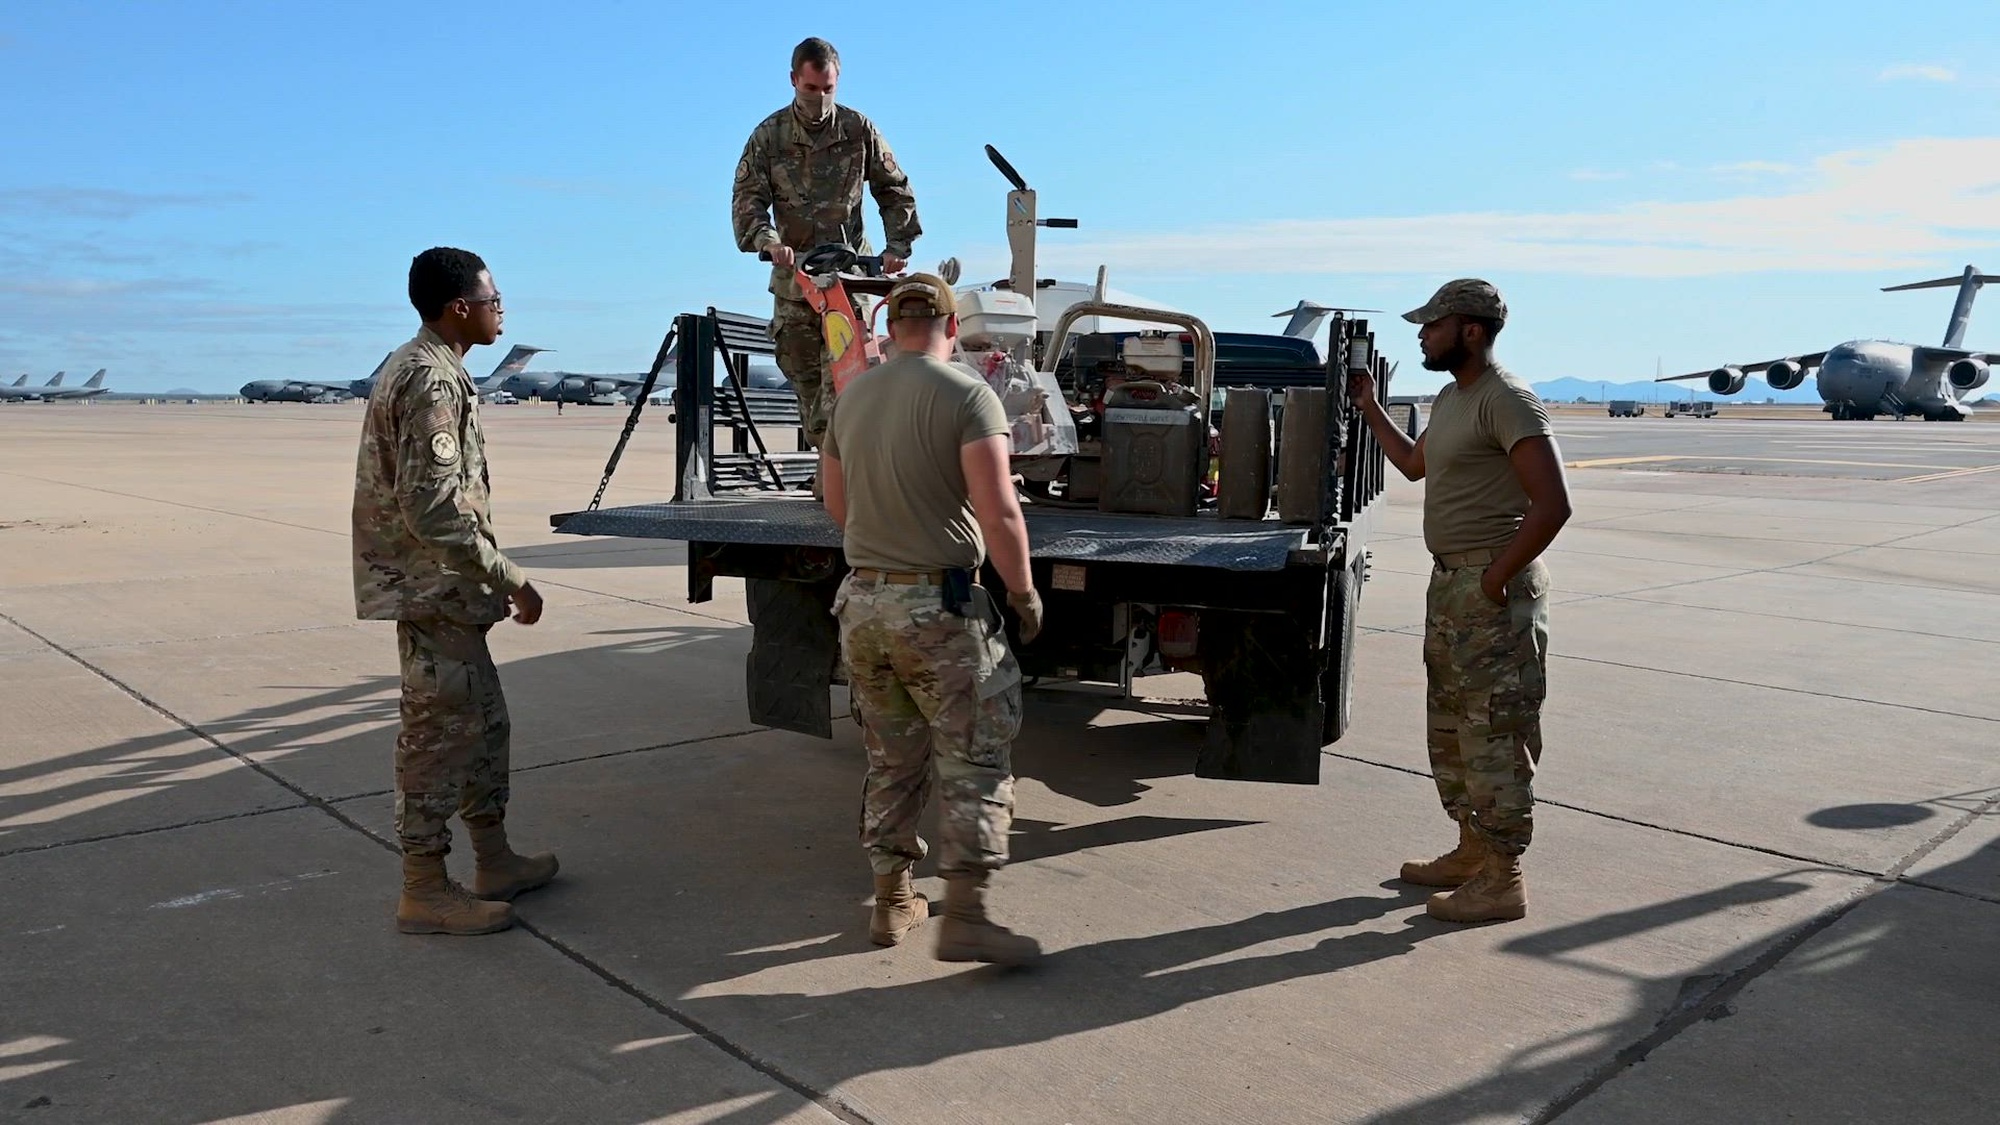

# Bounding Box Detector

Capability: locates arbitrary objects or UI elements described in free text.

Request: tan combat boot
[1399,818,1488,887]
[465,819,560,902]
[1426,851,1528,924]
[396,854,516,935]
[869,869,930,947]
[935,873,1041,966]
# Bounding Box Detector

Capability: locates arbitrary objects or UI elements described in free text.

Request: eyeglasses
[462,293,503,310]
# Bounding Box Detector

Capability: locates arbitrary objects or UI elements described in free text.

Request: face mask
[794,92,833,122]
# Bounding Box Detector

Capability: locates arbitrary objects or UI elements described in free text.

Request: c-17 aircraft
[1656,265,2000,421]
[241,344,551,404]
[348,343,550,402]
[240,378,353,403]
[497,351,790,405]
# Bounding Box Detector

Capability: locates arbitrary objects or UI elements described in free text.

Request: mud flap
[1196,609,1323,784]
[744,577,838,738]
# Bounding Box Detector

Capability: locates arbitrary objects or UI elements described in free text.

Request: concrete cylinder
[1217,387,1272,520]
[1276,387,1328,524]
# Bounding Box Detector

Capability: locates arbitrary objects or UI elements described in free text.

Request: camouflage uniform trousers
[769,292,864,450]
[394,618,511,858]
[831,573,1024,878]
[1422,553,1551,857]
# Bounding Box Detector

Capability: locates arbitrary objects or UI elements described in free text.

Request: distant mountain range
[1526,375,1821,404]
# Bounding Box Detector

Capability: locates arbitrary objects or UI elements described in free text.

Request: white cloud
[1879,64,1957,83]
[1711,160,1796,177]
[0,187,246,221]
[1035,137,2000,279]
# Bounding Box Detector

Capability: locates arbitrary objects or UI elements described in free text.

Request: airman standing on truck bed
[820,274,1046,965]
[353,246,559,937]
[730,36,922,451]
[1352,278,1573,924]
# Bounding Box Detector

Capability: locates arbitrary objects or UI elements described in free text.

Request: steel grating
[556,497,1310,571]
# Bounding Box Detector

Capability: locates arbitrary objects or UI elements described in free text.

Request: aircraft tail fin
[1270,301,1386,340]
[482,345,550,385]
[9,374,23,387]
[47,372,64,387]
[1884,265,1996,349]
[82,369,106,388]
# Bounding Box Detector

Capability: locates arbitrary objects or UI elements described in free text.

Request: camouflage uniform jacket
[352,326,526,623]
[731,103,921,303]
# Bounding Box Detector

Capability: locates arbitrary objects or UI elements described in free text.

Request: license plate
[1052,564,1086,592]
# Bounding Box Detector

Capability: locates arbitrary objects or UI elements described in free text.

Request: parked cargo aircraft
[1656,265,2000,420]
[42,369,109,400]
[0,371,110,402]
[348,343,549,401]
[240,378,352,403]
[0,374,58,402]
[495,363,648,404]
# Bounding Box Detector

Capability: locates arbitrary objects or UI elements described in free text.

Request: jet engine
[1707,366,1747,395]
[1764,359,1808,391]
[1947,358,1990,393]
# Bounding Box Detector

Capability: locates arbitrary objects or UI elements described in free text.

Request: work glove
[1007,589,1044,644]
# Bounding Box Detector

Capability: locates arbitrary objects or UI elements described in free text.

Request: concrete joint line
[0,609,383,848]
[531,574,748,630]
[2,604,866,1121]
[515,919,880,1125]
[0,469,344,539]
[0,802,310,861]
[512,728,773,775]
[1530,782,2000,1121]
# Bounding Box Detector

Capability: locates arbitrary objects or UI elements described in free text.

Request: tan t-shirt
[823,351,1011,572]
[1420,364,1555,554]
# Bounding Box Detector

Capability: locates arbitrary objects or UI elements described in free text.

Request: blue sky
[2,1,1997,395]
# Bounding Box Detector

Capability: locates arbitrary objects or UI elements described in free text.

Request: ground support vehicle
[550,300,1392,786]
[549,145,1393,786]
[1665,400,1717,418]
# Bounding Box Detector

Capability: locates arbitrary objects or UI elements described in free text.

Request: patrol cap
[884,273,959,322]
[1402,278,1507,326]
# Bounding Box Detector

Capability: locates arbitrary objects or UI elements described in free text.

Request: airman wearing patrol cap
[353,247,558,937]
[1351,277,1573,924]
[820,272,1044,966]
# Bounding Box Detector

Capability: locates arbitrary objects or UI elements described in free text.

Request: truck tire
[1320,558,1360,745]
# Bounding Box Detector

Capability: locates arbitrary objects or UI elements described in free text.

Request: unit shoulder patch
[430,431,459,465]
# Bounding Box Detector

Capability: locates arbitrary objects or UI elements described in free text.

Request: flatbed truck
[547,146,1394,787]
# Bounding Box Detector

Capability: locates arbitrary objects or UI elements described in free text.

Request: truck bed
[554,496,1313,572]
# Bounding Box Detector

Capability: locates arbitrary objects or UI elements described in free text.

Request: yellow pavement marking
[1718,456,1966,469]
[1565,455,1685,468]
[1891,463,2000,484]
[1565,454,1964,470]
